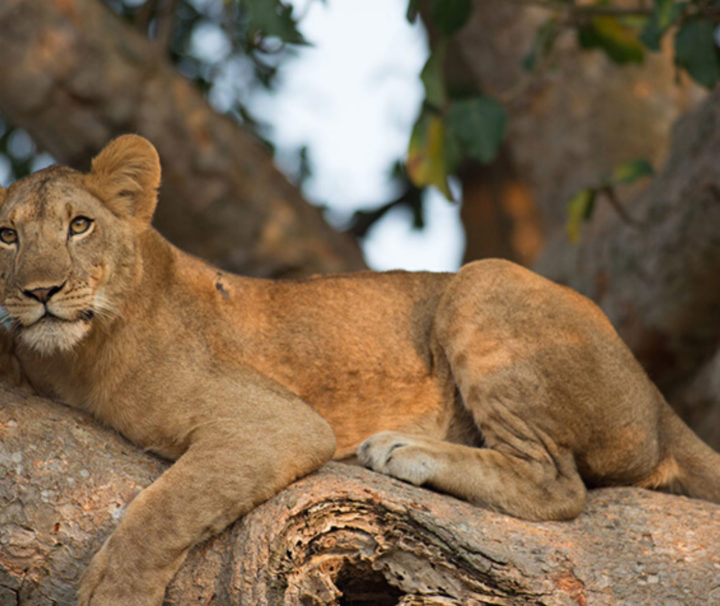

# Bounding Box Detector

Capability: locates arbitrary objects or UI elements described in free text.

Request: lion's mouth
[30,308,95,326]
[17,308,96,354]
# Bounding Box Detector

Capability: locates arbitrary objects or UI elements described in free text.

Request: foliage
[405,4,507,200]
[565,159,654,244]
[404,0,720,207]
[577,15,646,64]
[674,17,720,88]
[527,0,720,89]
[515,0,720,243]
[105,0,306,115]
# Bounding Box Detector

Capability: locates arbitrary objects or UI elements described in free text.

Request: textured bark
[534,85,720,447]
[0,0,365,277]
[2,388,719,605]
[448,0,705,233]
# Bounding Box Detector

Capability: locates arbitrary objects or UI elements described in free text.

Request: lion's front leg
[78,529,177,606]
[78,394,335,606]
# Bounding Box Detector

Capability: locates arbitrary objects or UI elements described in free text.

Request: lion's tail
[652,401,720,504]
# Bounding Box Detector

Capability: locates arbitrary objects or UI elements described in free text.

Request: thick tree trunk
[458,150,543,266]
[446,0,704,236]
[2,388,719,605]
[0,0,365,277]
[419,0,701,268]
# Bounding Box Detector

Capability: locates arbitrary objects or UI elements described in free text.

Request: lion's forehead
[3,169,100,226]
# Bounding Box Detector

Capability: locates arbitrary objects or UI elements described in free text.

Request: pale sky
[245,0,465,271]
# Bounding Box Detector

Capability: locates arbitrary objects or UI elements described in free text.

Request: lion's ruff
[0,135,718,606]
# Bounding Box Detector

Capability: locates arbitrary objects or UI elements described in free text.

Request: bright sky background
[246,0,465,272]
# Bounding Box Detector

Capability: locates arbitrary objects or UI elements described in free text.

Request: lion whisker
[92,294,123,321]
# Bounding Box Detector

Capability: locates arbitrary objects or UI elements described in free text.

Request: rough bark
[2,388,719,605]
[0,0,365,277]
[418,0,705,266]
[448,0,705,234]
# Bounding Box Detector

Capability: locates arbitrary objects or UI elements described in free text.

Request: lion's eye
[69,216,93,236]
[0,228,17,245]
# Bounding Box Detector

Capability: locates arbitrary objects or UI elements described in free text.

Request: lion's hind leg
[358,429,586,521]
[358,261,590,520]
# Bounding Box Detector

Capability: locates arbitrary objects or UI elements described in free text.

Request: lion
[0,135,718,605]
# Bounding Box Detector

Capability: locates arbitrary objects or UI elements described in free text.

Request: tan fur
[0,135,718,605]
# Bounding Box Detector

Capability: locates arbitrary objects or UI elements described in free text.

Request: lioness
[0,135,718,605]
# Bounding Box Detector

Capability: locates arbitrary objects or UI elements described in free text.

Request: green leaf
[421,41,448,108]
[406,111,453,199]
[240,0,307,45]
[578,16,645,64]
[640,0,684,51]
[674,18,720,89]
[566,188,597,245]
[430,0,473,36]
[610,159,654,184]
[445,96,507,165]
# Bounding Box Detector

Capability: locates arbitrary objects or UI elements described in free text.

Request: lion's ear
[0,186,5,209]
[85,135,161,225]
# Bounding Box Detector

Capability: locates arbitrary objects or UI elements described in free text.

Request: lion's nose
[23,284,64,303]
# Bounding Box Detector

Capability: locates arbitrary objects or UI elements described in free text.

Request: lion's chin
[19,317,91,355]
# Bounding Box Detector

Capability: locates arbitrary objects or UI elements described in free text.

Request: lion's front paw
[357,431,439,486]
[77,538,167,606]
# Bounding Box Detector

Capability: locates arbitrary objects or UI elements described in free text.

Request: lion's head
[0,135,161,354]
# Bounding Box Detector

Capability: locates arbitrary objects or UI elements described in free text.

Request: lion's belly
[305,368,449,458]
[249,351,452,458]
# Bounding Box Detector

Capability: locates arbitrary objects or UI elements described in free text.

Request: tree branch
[511,0,720,23]
[598,184,643,228]
[154,0,180,54]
